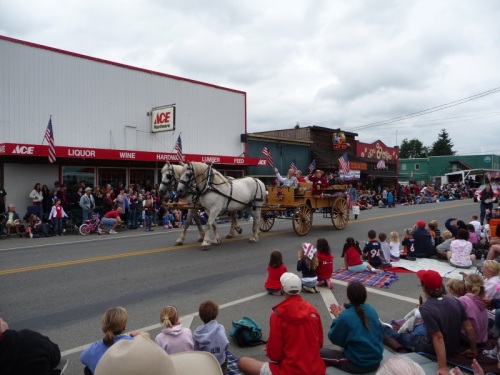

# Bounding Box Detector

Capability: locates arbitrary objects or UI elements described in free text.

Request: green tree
[428,129,455,156]
[399,138,429,158]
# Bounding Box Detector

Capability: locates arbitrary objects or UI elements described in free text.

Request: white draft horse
[159,162,243,246]
[177,161,266,250]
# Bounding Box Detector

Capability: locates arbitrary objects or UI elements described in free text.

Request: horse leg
[249,210,261,243]
[201,210,219,250]
[191,211,205,242]
[175,210,192,245]
[212,221,221,245]
[226,212,242,239]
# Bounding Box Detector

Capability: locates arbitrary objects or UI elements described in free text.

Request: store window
[415,164,420,170]
[98,168,127,189]
[401,164,407,171]
[131,168,155,189]
[62,166,96,194]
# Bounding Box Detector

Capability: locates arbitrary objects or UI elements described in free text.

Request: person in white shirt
[274,167,298,188]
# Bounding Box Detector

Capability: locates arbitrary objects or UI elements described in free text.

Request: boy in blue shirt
[363,230,382,268]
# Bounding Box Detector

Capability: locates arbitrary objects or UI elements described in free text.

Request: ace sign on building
[151,105,175,132]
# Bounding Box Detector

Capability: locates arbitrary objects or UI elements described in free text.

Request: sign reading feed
[151,106,175,133]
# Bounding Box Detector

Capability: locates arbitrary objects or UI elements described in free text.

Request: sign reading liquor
[151,106,175,133]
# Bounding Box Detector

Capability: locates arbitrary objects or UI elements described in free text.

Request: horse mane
[191,162,229,187]
[162,162,184,177]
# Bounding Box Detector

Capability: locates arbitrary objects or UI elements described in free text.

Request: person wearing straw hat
[307,169,328,195]
[238,272,325,375]
[94,333,222,375]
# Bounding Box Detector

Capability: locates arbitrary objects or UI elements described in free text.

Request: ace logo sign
[151,106,175,133]
[12,145,35,155]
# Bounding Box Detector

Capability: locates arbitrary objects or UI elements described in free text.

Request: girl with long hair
[264,250,288,295]
[321,281,383,373]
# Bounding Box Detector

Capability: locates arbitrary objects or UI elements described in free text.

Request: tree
[428,129,456,156]
[399,138,429,158]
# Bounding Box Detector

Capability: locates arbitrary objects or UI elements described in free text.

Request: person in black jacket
[445,217,467,238]
[0,317,61,375]
[413,220,436,258]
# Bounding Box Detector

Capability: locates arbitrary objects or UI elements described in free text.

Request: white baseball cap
[280,272,301,294]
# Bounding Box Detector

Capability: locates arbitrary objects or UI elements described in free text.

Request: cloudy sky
[2,0,500,156]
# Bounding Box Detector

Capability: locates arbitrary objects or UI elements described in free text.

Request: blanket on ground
[331,269,399,289]
[227,351,241,375]
[389,258,477,280]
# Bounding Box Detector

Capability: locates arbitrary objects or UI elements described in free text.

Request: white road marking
[332,279,419,304]
[318,287,338,319]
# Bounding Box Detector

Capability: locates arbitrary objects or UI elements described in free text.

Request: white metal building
[0,35,263,210]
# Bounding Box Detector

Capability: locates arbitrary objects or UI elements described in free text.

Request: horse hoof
[175,242,183,246]
[236,228,243,234]
[248,238,257,243]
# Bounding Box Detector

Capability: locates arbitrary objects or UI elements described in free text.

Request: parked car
[473,183,499,202]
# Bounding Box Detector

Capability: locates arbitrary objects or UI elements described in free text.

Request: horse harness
[180,163,265,212]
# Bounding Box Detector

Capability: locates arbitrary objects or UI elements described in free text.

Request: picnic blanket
[390,258,478,280]
[331,269,399,289]
[226,351,241,375]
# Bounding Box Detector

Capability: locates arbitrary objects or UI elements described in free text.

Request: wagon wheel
[331,196,349,230]
[259,211,275,232]
[293,204,313,236]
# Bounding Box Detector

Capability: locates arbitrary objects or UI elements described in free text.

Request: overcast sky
[2,0,500,156]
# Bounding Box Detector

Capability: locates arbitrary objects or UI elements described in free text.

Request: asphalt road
[0,199,480,375]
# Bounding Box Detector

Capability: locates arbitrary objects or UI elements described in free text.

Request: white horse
[159,162,242,246]
[177,161,266,250]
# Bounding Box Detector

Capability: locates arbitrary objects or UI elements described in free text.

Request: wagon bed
[260,182,350,236]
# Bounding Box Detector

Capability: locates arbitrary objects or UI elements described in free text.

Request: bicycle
[79,213,101,235]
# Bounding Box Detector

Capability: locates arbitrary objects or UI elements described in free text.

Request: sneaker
[109,229,117,234]
[483,345,499,360]
[326,279,333,289]
[97,228,102,235]
[29,233,33,238]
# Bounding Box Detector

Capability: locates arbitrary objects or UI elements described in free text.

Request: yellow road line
[0,202,474,276]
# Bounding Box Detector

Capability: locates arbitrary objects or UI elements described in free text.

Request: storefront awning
[0,143,267,166]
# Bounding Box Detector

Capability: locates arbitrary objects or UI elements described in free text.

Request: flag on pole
[45,117,56,163]
[338,152,350,175]
[261,146,274,167]
[290,158,297,173]
[308,159,316,174]
[174,135,183,162]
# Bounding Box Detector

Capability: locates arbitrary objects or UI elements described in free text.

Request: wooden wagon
[259,182,350,236]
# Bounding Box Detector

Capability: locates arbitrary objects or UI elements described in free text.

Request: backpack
[229,317,266,347]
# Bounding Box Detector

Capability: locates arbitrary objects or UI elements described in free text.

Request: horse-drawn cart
[259,182,350,236]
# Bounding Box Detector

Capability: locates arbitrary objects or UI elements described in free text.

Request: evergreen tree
[399,138,429,158]
[428,129,456,156]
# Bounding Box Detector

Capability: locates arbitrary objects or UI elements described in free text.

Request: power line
[346,86,500,131]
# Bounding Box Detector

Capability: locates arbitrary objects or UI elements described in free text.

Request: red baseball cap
[417,270,442,290]
[416,220,426,229]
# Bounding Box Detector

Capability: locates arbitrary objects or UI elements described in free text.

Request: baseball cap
[417,270,442,290]
[95,334,222,375]
[416,220,426,229]
[280,272,301,294]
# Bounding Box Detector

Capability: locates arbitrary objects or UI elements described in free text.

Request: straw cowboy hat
[314,169,325,176]
[95,334,222,375]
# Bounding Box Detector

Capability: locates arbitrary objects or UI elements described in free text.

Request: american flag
[308,159,316,174]
[338,152,350,175]
[261,146,273,167]
[45,118,56,163]
[290,158,297,173]
[174,135,183,162]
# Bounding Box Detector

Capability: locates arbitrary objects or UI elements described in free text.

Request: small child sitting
[341,237,379,273]
[363,230,383,268]
[388,231,401,262]
[297,243,319,293]
[264,250,288,295]
[192,300,229,374]
[378,232,392,267]
[155,305,194,354]
[401,228,416,261]
[316,238,334,289]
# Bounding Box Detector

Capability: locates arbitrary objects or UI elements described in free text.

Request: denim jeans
[145,215,152,231]
[381,323,428,352]
[53,218,63,235]
[129,207,137,228]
